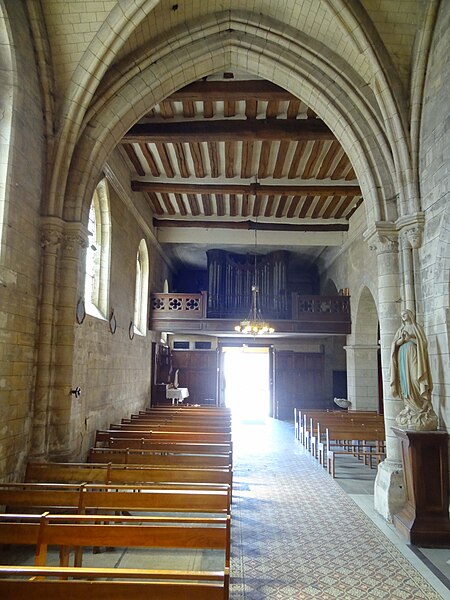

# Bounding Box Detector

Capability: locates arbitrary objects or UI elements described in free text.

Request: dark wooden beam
[168,80,296,102]
[131,181,361,196]
[153,218,349,232]
[122,119,334,142]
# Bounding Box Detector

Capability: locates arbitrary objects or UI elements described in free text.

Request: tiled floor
[230,417,450,599]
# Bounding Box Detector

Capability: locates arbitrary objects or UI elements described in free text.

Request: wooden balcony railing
[150,292,350,334]
[151,292,208,319]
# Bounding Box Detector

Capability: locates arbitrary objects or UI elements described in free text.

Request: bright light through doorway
[223,346,270,421]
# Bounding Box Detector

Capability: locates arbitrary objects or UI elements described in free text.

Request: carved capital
[368,234,398,255]
[364,221,398,255]
[41,217,65,253]
[41,228,63,252]
[404,226,422,249]
[396,212,425,250]
[61,222,89,257]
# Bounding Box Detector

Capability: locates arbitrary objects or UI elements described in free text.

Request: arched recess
[59,12,400,231]
[0,3,14,259]
[346,286,380,411]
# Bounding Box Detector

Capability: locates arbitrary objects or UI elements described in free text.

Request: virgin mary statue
[390,309,438,430]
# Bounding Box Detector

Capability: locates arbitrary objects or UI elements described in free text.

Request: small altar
[166,387,189,405]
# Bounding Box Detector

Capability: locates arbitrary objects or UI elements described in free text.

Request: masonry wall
[0,1,44,482]
[418,1,450,431]
[72,174,170,460]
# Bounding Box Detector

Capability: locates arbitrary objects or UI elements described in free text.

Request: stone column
[364,222,405,521]
[47,221,88,460]
[398,213,424,314]
[344,344,380,411]
[31,217,64,458]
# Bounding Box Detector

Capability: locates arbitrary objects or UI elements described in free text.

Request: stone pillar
[48,221,88,460]
[31,217,64,458]
[364,222,405,521]
[344,344,380,411]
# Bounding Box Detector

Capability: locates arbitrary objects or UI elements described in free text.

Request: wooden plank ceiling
[121,75,363,228]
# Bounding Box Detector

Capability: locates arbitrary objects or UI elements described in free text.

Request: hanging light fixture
[234,219,275,336]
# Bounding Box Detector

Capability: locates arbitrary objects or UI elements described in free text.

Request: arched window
[134,239,149,335]
[84,179,111,318]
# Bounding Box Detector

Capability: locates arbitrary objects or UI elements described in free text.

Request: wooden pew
[86,446,232,467]
[0,483,231,515]
[0,567,229,600]
[310,412,383,461]
[25,462,233,490]
[0,512,230,598]
[112,422,232,433]
[95,429,232,446]
[325,426,386,477]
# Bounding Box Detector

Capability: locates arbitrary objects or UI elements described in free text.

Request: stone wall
[72,176,169,460]
[419,1,450,431]
[0,1,44,482]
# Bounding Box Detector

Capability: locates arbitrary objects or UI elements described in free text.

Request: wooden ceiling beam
[131,181,361,196]
[153,219,349,232]
[167,80,295,102]
[122,119,334,142]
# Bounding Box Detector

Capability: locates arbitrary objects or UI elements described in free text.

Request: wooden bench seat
[0,513,230,598]
[311,413,383,462]
[25,462,233,491]
[112,422,232,433]
[0,566,229,600]
[87,446,232,466]
[325,427,386,477]
[0,482,231,515]
[95,429,232,446]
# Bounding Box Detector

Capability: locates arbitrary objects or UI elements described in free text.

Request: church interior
[0,0,449,597]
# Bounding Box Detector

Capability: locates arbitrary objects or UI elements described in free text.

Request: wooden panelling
[171,350,217,405]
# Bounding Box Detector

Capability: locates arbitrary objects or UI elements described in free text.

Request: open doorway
[222,346,271,421]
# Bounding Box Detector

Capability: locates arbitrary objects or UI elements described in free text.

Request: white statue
[390,309,438,431]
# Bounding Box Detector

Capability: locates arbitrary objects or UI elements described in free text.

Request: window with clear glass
[84,180,111,318]
[134,239,149,335]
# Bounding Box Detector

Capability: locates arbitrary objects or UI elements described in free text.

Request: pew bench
[325,427,386,478]
[25,462,233,496]
[95,429,232,446]
[0,512,230,598]
[0,482,231,516]
[87,446,232,467]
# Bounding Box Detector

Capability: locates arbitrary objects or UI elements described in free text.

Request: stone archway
[345,286,380,411]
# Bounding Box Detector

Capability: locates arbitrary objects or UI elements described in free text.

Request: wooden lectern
[392,427,450,547]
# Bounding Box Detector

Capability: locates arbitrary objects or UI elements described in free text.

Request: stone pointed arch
[46,0,162,216]
[62,17,399,234]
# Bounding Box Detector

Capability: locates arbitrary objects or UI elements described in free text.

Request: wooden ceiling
[120,74,363,267]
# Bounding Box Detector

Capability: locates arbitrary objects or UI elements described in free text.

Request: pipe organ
[207,249,289,319]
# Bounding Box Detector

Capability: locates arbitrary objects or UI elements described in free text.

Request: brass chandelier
[234,220,275,336]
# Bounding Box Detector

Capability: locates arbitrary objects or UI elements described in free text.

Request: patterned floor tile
[230,418,446,600]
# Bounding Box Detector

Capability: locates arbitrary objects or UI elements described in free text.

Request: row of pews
[294,408,386,477]
[0,405,233,599]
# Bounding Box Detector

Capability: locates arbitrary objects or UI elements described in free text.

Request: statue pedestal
[392,427,450,547]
